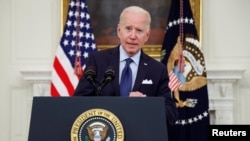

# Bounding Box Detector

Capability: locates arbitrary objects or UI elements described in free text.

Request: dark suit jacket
[74,46,178,125]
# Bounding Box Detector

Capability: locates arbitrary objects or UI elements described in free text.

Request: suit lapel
[107,46,120,96]
[132,52,150,91]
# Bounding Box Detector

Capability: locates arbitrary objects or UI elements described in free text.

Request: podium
[28,97,168,141]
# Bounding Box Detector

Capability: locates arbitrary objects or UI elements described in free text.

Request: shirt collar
[119,45,141,65]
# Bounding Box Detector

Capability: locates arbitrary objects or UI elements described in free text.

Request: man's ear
[144,29,150,42]
[117,24,122,38]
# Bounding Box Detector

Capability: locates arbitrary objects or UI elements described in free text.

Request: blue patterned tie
[120,58,133,96]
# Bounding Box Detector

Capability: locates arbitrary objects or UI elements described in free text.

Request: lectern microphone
[84,66,98,88]
[101,66,115,88]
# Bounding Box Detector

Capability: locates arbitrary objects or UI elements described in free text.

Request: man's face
[117,11,150,56]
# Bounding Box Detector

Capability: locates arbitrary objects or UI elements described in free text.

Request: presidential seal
[71,108,124,141]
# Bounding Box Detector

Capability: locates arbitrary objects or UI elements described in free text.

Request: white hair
[119,6,151,29]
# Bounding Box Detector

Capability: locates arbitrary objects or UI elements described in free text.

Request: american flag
[169,71,182,91]
[50,0,97,96]
[161,0,210,141]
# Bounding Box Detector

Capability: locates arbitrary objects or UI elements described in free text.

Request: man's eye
[137,29,143,33]
[126,27,132,31]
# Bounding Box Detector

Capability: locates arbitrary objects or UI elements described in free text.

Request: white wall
[0,0,61,140]
[0,0,250,140]
[202,0,250,124]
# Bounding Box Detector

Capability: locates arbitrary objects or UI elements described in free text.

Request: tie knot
[125,58,133,65]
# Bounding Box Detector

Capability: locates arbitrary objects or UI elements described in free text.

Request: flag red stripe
[53,57,75,96]
[50,83,60,97]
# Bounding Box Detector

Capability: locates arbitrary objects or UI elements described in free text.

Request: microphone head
[104,66,115,81]
[84,66,96,80]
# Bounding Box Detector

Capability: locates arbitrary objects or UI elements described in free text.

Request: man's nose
[129,29,136,38]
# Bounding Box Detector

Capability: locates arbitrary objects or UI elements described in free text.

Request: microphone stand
[94,78,113,96]
[94,81,108,96]
[86,66,115,96]
[95,82,102,96]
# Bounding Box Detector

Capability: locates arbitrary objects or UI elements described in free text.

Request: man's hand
[129,91,147,97]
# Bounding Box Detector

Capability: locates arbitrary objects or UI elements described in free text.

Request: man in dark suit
[74,6,178,126]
